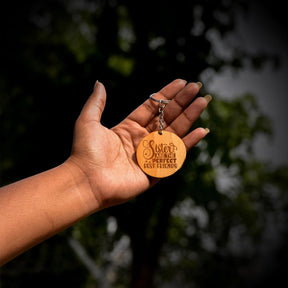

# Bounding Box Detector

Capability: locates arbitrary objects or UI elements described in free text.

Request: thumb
[80,81,107,122]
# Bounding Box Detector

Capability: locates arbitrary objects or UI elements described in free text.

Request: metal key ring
[149,93,171,104]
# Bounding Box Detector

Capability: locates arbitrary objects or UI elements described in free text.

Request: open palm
[68,79,209,210]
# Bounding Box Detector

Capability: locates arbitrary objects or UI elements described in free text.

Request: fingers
[182,127,210,151]
[167,96,211,137]
[79,81,107,122]
[144,81,204,132]
[79,79,210,148]
[164,82,202,124]
[126,79,187,127]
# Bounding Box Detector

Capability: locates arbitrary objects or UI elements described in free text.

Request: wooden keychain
[136,93,187,178]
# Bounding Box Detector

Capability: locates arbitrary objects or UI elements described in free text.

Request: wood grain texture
[136,131,186,178]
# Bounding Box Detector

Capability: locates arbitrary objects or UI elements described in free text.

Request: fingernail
[196,81,203,88]
[204,94,212,103]
[204,128,210,135]
[94,80,99,90]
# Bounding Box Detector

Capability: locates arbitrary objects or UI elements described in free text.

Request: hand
[0,79,210,265]
[67,79,210,210]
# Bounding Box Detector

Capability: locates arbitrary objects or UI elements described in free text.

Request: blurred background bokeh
[1,0,288,287]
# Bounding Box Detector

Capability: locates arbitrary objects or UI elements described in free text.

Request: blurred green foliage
[1,0,287,287]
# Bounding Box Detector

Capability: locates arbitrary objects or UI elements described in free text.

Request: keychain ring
[149,93,171,104]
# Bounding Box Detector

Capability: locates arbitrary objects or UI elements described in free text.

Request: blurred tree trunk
[122,177,180,288]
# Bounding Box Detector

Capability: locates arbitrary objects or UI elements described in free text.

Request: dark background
[1,0,288,287]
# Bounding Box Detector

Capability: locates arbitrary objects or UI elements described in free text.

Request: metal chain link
[159,100,166,135]
[149,94,171,135]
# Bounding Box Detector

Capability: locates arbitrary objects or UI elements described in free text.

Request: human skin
[0,79,211,265]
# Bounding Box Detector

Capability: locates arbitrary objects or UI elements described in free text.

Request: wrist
[62,157,102,216]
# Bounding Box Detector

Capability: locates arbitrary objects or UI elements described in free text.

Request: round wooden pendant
[136,131,187,178]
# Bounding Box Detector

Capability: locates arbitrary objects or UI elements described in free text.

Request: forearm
[0,161,97,266]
